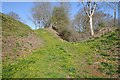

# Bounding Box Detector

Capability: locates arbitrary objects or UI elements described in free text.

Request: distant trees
[107,2,118,26]
[31,2,52,29]
[74,9,113,32]
[51,7,69,30]
[60,2,71,17]
[73,9,89,33]
[50,6,70,40]
[50,4,82,41]
[81,1,118,35]
[92,11,113,33]
[7,11,20,21]
[29,2,117,41]
[73,3,115,40]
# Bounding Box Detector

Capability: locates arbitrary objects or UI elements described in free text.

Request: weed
[87,57,93,65]
[68,67,76,73]
[16,42,20,47]
[13,48,17,53]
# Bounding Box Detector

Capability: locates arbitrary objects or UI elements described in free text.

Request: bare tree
[106,2,118,26]
[73,9,89,33]
[31,3,42,29]
[31,2,52,29]
[60,2,71,17]
[30,14,38,29]
[7,11,20,21]
[82,1,97,36]
[40,2,52,27]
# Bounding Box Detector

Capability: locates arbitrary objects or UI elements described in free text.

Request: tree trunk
[114,8,116,27]
[38,21,40,29]
[35,24,37,29]
[89,16,94,36]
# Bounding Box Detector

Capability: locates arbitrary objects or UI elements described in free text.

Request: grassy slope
[2,13,32,37]
[1,13,42,63]
[2,27,119,78]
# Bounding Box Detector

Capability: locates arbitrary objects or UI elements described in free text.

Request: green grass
[1,13,32,38]
[1,12,44,64]
[2,27,119,78]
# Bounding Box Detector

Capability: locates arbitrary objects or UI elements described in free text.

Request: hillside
[1,13,43,62]
[2,25,119,78]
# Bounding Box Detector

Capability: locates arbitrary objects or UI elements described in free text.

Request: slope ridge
[1,13,43,62]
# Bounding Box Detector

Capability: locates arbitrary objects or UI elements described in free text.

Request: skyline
[1,2,118,29]
[1,0,119,2]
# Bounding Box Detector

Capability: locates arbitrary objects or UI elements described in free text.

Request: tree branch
[91,2,96,16]
[84,7,90,17]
